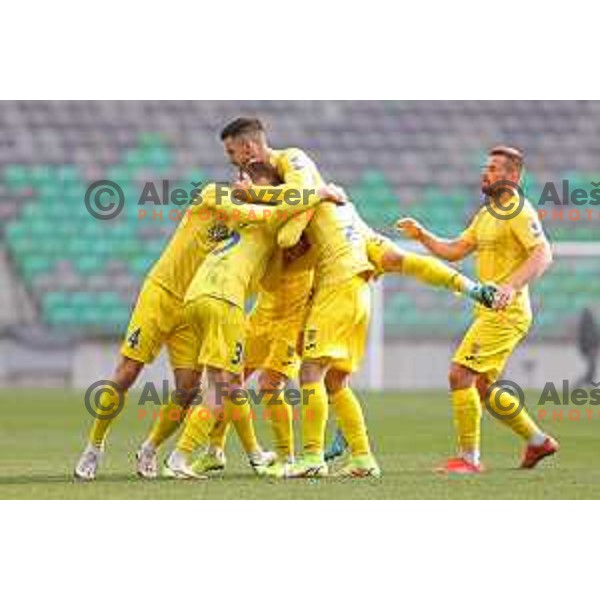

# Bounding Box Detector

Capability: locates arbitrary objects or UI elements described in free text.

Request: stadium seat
[1,101,599,340]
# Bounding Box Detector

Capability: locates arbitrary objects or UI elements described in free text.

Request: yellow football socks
[451,387,482,462]
[147,400,189,448]
[487,386,543,441]
[176,404,215,455]
[229,399,260,454]
[330,387,371,456]
[88,386,126,448]
[208,397,261,454]
[402,253,466,294]
[268,399,293,460]
[301,381,329,456]
[208,412,230,452]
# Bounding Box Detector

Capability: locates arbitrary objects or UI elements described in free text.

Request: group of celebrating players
[75,117,559,481]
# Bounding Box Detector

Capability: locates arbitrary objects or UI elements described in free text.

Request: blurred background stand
[575,307,599,387]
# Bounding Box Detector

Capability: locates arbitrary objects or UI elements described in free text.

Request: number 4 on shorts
[128,327,141,349]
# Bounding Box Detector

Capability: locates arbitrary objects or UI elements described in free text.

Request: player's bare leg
[476,374,559,469]
[136,367,201,479]
[74,356,144,481]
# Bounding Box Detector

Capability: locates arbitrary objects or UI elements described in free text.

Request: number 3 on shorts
[231,341,243,366]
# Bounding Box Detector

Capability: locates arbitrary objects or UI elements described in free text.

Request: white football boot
[74,443,104,481]
[248,449,277,474]
[162,450,207,480]
[135,443,158,480]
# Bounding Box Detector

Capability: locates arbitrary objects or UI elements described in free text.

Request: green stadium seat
[4,165,31,190]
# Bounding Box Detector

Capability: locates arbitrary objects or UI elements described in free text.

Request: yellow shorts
[121,279,198,370]
[245,327,301,380]
[302,276,371,373]
[453,311,531,382]
[184,295,246,375]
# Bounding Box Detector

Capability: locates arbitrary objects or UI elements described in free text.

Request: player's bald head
[489,145,524,176]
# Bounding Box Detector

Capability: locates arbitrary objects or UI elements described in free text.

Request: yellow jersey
[268,147,375,288]
[460,198,547,319]
[184,187,320,309]
[250,244,316,332]
[147,183,285,300]
[304,202,376,288]
[269,147,324,191]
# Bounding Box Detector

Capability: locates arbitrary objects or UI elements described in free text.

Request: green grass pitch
[1,388,599,499]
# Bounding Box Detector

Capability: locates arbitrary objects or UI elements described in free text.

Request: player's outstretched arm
[396,217,475,262]
[199,183,301,224]
[276,184,346,248]
[243,149,323,202]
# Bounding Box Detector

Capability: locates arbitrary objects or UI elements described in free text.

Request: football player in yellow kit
[397,146,558,474]
[73,180,291,481]
[193,226,496,477]
[213,117,498,479]
[282,200,498,478]
[191,235,314,475]
[163,161,345,478]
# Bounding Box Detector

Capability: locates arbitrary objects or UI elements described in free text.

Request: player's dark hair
[489,145,524,174]
[220,117,265,141]
[244,161,282,185]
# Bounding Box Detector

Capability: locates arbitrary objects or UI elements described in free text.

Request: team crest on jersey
[208,222,232,242]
